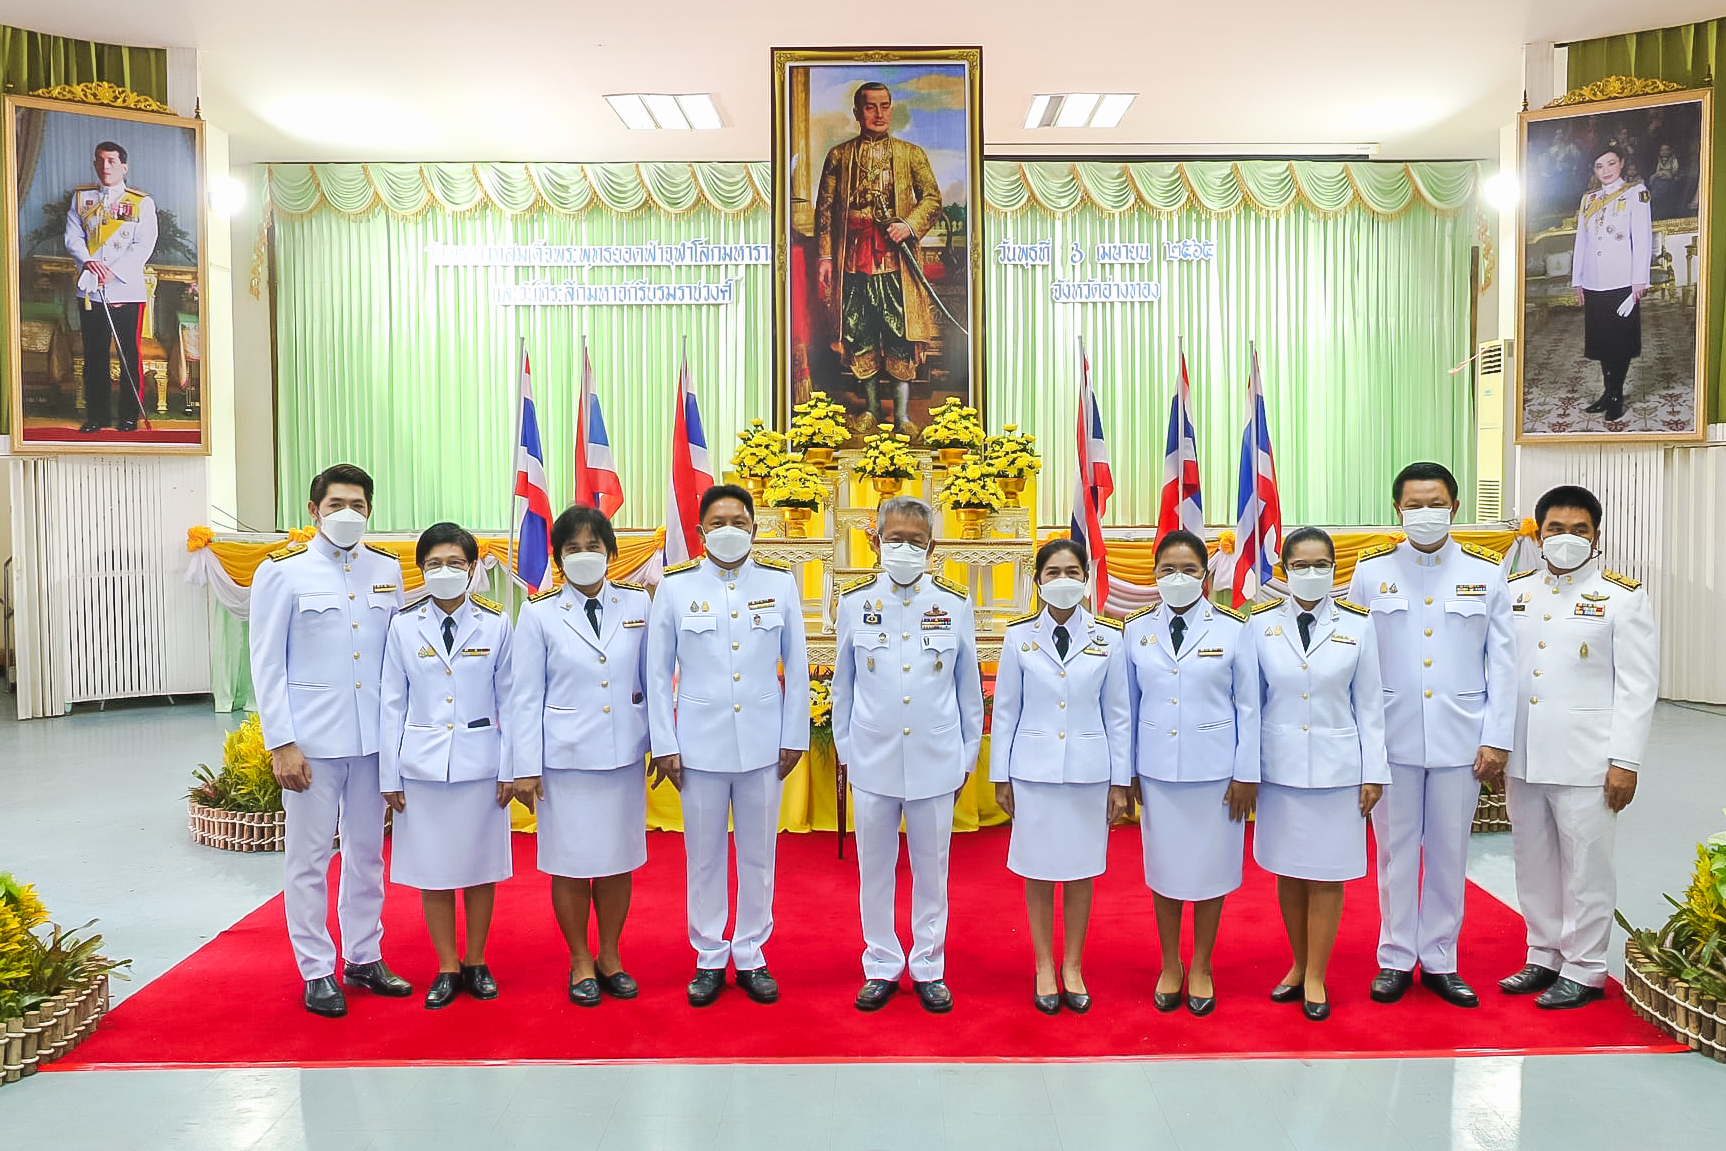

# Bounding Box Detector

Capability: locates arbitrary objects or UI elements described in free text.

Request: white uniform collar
[1542,557,1600,586]
[887,573,924,596]
[704,555,747,579]
[1599,177,1625,195]
[431,598,464,621]
[314,534,357,562]
[99,181,129,203]
[1408,537,1457,568]
[1289,595,1332,617]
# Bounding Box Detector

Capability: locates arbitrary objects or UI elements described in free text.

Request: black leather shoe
[1370,968,1414,1003]
[1536,977,1605,1010]
[1153,990,1182,1012]
[595,969,639,1000]
[568,977,601,1007]
[1583,394,1609,414]
[855,979,899,1012]
[303,976,347,1018]
[425,972,461,1010]
[913,979,954,1014]
[1269,984,1302,1004]
[78,420,105,434]
[343,960,413,998]
[1303,998,1332,1021]
[1420,970,1479,1008]
[1061,989,1092,1014]
[1186,993,1216,1017]
[1033,992,1060,1015]
[116,418,138,432]
[461,963,498,1000]
[735,967,780,1004]
[1499,963,1560,996]
[687,968,725,1007]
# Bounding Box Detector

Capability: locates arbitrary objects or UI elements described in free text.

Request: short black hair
[699,483,755,523]
[1035,537,1088,578]
[1392,461,1459,504]
[415,522,478,568]
[1154,529,1208,568]
[551,504,618,558]
[1594,143,1625,165]
[853,81,890,113]
[309,463,374,507]
[93,141,127,164]
[1534,484,1603,531]
[1281,526,1336,566]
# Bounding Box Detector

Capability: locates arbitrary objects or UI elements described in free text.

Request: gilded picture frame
[4,91,210,455]
[1515,83,1710,445]
[770,46,984,444]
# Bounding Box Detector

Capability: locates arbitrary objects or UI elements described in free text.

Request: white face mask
[421,567,469,601]
[1287,567,1335,602]
[1039,577,1087,611]
[1541,533,1594,571]
[562,551,608,587]
[881,541,929,586]
[702,525,752,566]
[1156,572,1204,610]
[319,507,367,550]
[1400,506,1454,547]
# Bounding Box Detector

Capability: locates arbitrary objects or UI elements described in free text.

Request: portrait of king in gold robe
[815,81,943,433]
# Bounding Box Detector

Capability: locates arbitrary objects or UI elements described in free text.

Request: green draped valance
[0,23,167,101]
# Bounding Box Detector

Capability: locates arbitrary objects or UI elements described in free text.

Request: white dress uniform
[1350,538,1516,976]
[249,536,404,981]
[64,182,158,304]
[1124,600,1260,901]
[511,580,653,879]
[1506,560,1657,988]
[378,595,514,891]
[1571,178,1653,294]
[989,607,1131,882]
[833,571,983,982]
[1252,597,1390,882]
[646,555,810,972]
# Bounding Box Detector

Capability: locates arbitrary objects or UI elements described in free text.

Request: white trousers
[853,787,955,982]
[680,765,781,971]
[1506,775,1617,988]
[1371,762,1478,973]
[282,755,388,981]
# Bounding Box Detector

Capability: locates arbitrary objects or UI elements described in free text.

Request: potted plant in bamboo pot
[1,874,128,1085]
[921,397,985,469]
[852,424,919,501]
[765,457,827,538]
[732,419,789,501]
[935,452,1005,539]
[983,424,1040,506]
[1618,816,1726,1062]
[186,713,287,852]
[789,391,849,468]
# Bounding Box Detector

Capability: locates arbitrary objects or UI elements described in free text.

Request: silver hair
[877,495,935,538]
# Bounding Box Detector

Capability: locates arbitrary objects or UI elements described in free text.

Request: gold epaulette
[1460,542,1505,564]
[932,574,969,598]
[1356,542,1398,563]
[612,580,645,592]
[1214,603,1248,622]
[1506,567,1537,582]
[839,573,879,596]
[753,555,792,572]
[1249,598,1285,614]
[662,559,701,577]
[1095,615,1124,631]
[1603,569,1642,591]
[364,543,396,559]
[471,595,502,614]
[1124,604,1156,623]
[403,595,430,612]
[528,587,561,603]
[1337,599,1369,616]
[1005,609,1041,627]
[267,543,306,561]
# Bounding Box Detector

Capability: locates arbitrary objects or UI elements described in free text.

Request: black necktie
[1053,625,1070,659]
[442,616,456,654]
[585,597,602,636]
[1169,615,1187,653]
[1297,611,1315,651]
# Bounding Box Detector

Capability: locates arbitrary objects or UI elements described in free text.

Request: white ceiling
[8,1,1722,166]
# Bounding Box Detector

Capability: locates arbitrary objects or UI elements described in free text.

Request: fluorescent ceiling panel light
[606,94,655,130]
[1024,94,1053,130]
[1054,93,1099,128]
[676,94,722,130]
[642,94,690,130]
[1090,94,1136,129]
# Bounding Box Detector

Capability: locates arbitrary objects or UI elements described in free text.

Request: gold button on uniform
[445,669,452,676]
[728,582,736,590]
[734,704,742,712]
[731,611,739,618]
[1530,696,1540,704]
[351,622,359,630]
[1301,692,1308,699]
[446,723,454,730]
[902,632,910,640]
[1533,669,1542,676]
[902,664,910,672]
[1539,641,1547,649]
[445,696,453,703]
[1424,689,1433,698]
[349,593,355,600]
[732,643,739,650]
[1423,658,1432,667]
[1425,597,1433,605]
[601,680,609,688]
[603,705,611,714]
[903,696,911,704]
[599,654,608,663]
[354,652,361,659]
[1423,628,1432,637]
[355,682,362,688]
[1058,732,1066,740]
[1058,701,1066,709]
[903,727,912,735]
[1301,724,1309,731]
[1543,614,1552,621]
[733,673,741,681]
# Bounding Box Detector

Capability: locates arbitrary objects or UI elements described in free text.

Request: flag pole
[505,334,525,614]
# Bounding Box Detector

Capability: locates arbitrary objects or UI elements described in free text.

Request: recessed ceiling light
[676,94,723,130]
[606,93,724,130]
[1054,94,1099,129]
[605,94,656,130]
[1023,93,1138,130]
[1024,94,1053,131]
[641,94,689,130]
[1090,93,1136,129]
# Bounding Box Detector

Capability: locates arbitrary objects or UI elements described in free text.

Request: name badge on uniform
[749,598,775,609]
[416,645,438,659]
[1197,647,1225,657]
[1082,642,1109,657]
[1329,634,1357,645]
[1454,584,1486,597]
[863,609,882,626]
[622,619,646,628]
[373,584,398,593]
[1575,602,1606,618]
[461,647,490,656]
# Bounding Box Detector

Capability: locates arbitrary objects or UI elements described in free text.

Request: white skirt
[537,763,648,879]
[391,777,513,890]
[1139,776,1244,901]
[1253,782,1367,882]
[1006,779,1109,882]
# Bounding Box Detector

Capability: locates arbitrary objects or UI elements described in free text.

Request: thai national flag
[1156,344,1204,539]
[573,341,625,518]
[1069,338,1115,614]
[1229,344,1283,607]
[663,342,713,566]
[511,343,556,593]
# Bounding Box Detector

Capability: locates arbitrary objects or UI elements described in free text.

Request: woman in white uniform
[379,523,515,1010]
[1253,527,1388,1021]
[1123,529,1259,1017]
[511,505,652,1008]
[991,539,1133,1014]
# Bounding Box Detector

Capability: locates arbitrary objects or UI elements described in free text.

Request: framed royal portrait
[1516,81,1710,444]
[4,89,209,454]
[771,46,983,444]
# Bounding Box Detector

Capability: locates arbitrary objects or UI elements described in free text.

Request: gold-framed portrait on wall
[771,46,983,444]
[1516,82,1709,444]
[4,90,209,454]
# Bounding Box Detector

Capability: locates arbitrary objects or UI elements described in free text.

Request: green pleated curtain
[268,159,1481,532]
[1567,19,1726,423]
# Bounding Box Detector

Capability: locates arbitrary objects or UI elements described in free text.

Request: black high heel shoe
[1154,970,1184,1012]
[1302,987,1330,1021]
[1269,983,1303,1003]
[1033,991,1061,1015]
[1061,989,1092,1014]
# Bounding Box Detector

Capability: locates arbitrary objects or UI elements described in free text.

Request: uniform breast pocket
[921,633,958,658]
[1370,596,1408,616]
[1445,600,1487,625]
[680,614,717,635]
[751,610,783,632]
[368,591,398,612]
[297,592,342,617]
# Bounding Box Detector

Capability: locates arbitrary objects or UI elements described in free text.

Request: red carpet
[59,828,1677,1068]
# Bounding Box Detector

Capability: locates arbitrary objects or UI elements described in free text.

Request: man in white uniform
[64,140,158,433]
[647,484,809,1007]
[1351,462,1515,1009]
[1570,143,1653,421]
[833,496,984,1013]
[1502,485,1657,1008]
[250,464,412,1017]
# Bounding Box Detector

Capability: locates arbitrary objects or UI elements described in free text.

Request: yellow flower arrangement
[921,397,986,450]
[732,419,789,479]
[188,713,283,813]
[789,391,850,451]
[1,871,127,1019]
[935,452,1005,511]
[764,458,828,510]
[853,424,919,480]
[983,424,1041,479]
